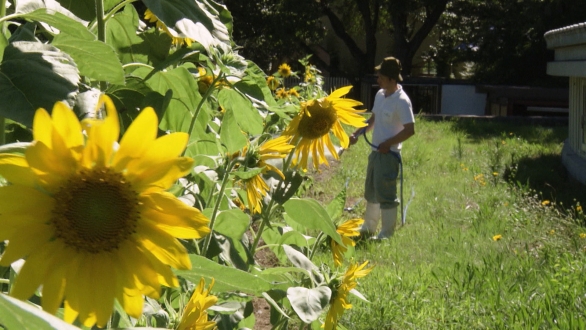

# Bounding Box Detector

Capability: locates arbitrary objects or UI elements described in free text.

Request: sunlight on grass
[307,117,586,329]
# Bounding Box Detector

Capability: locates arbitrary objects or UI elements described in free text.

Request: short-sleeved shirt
[371,85,415,152]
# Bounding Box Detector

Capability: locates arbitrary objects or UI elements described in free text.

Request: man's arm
[349,114,375,146]
[377,122,415,154]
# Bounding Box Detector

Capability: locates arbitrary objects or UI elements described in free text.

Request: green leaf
[174,254,273,296]
[134,66,203,134]
[279,230,315,248]
[325,185,347,222]
[214,208,250,240]
[142,0,230,50]
[0,41,79,127]
[282,245,319,274]
[50,0,120,22]
[231,167,264,180]
[14,0,91,23]
[242,61,278,107]
[218,88,263,135]
[52,34,124,84]
[7,22,36,43]
[0,293,80,330]
[220,108,247,153]
[21,9,94,40]
[106,5,155,65]
[287,286,331,323]
[283,198,342,245]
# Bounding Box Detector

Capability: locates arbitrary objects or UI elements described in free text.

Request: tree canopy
[223,0,586,86]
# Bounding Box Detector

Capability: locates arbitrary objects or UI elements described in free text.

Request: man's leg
[360,202,380,236]
[377,206,397,239]
[374,152,400,239]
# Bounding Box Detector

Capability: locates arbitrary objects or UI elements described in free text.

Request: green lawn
[304,116,586,330]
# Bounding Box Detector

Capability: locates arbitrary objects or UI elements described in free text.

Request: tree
[222,0,450,81]
[433,0,586,86]
[219,0,325,72]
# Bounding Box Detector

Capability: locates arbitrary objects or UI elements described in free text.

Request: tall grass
[305,117,586,329]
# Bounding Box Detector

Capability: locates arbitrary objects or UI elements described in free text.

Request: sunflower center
[51,168,140,253]
[297,99,337,140]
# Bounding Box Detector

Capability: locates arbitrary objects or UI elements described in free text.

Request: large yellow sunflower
[176,278,218,330]
[0,96,210,328]
[324,261,373,330]
[144,9,194,47]
[235,136,294,214]
[283,86,366,170]
[330,218,364,267]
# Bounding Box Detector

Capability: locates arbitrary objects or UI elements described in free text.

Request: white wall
[441,85,487,115]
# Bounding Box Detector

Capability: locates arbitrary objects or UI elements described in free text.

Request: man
[349,56,415,239]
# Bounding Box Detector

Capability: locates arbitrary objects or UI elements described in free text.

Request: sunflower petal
[91,254,117,327]
[1,224,52,266]
[32,108,53,148]
[0,154,35,186]
[126,132,189,174]
[141,192,210,239]
[328,86,352,99]
[112,107,158,171]
[130,157,194,192]
[51,101,84,149]
[10,244,56,300]
[136,225,191,270]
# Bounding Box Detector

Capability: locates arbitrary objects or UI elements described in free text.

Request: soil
[248,160,342,329]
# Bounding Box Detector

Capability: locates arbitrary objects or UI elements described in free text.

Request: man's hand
[377,140,392,153]
[349,133,359,146]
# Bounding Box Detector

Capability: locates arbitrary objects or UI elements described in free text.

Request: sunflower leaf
[287,286,331,323]
[175,255,273,296]
[220,108,248,153]
[0,293,80,330]
[52,34,125,85]
[215,208,250,240]
[0,41,79,127]
[141,0,230,50]
[325,184,347,222]
[218,88,263,135]
[105,5,170,66]
[230,167,264,180]
[283,198,343,245]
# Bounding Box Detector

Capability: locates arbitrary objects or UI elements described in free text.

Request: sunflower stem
[0,0,4,146]
[0,117,5,146]
[89,0,137,32]
[95,0,107,92]
[182,72,224,157]
[201,157,237,256]
[308,232,324,261]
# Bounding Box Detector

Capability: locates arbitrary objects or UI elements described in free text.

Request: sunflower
[197,67,214,93]
[324,261,373,330]
[283,86,366,170]
[144,9,194,47]
[331,218,364,267]
[288,89,300,98]
[278,63,292,77]
[176,278,218,330]
[275,88,288,99]
[236,136,294,214]
[0,96,210,328]
[267,76,279,91]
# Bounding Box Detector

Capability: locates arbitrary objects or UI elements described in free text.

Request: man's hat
[375,57,403,82]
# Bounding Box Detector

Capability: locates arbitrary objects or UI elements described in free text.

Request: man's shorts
[364,151,400,209]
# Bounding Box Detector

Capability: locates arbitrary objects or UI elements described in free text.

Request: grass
[303,116,586,329]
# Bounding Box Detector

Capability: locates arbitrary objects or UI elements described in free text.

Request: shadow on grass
[504,153,586,214]
[443,117,568,143]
